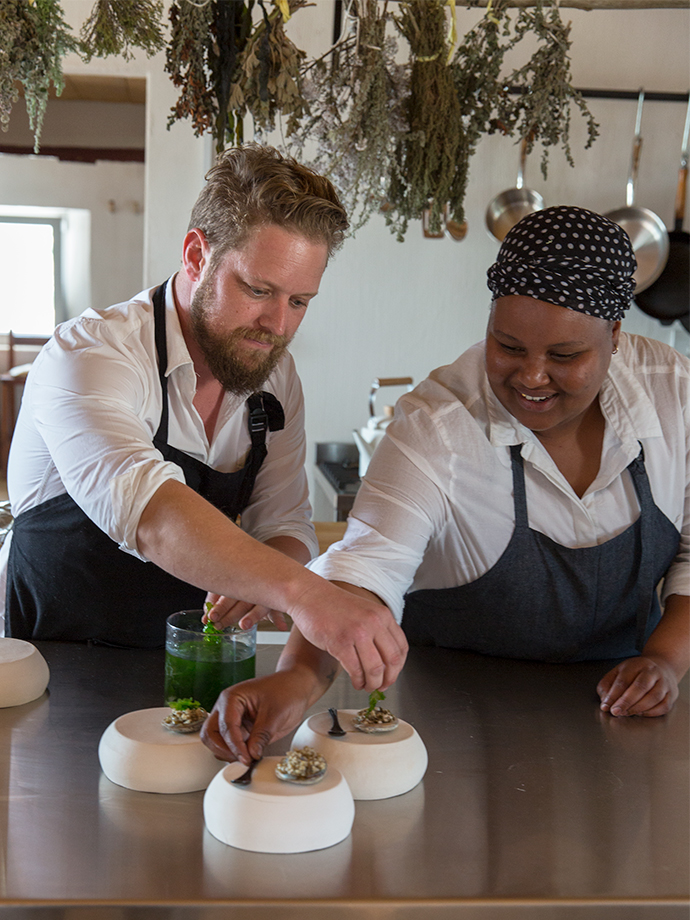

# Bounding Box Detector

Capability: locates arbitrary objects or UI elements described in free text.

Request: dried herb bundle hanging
[289,0,405,231]
[80,0,165,61]
[166,0,309,153]
[166,0,217,139]
[231,0,309,136]
[498,0,599,177]
[386,0,462,241]
[449,0,517,221]
[0,0,81,151]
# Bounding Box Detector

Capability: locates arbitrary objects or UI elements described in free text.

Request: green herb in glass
[203,601,223,645]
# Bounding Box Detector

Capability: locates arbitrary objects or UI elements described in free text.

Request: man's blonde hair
[188,143,349,269]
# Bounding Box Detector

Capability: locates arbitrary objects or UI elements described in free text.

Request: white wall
[3,2,689,512]
[0,155,145,318]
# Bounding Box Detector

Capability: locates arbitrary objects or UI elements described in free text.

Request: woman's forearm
[643,593,690,679]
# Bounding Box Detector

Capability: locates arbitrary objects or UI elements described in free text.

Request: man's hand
[286,580,408,693]
[597,656,680,717]
[204,593,289,631]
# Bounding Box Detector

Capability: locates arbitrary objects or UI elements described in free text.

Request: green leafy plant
[203,600,224,646]
[168,697,202,711]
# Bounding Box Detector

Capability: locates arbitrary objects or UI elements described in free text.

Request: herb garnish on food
[365,689,386,714]
[354,689,398,733]
[162,697,208,733]
[168,697,201,711]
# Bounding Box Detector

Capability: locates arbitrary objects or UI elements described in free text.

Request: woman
[202,206,688,765]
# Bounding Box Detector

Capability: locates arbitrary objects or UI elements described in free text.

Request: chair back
[7,331,50,371]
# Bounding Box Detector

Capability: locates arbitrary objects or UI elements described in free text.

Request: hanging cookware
[485,136,545,242]
[633,93,690,325]
[605,90,670,293]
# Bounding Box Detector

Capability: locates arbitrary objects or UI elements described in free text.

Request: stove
[313,442,361,521]
[318,460,360,494]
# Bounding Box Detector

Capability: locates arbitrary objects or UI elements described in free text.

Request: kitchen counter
[0,641,687,919]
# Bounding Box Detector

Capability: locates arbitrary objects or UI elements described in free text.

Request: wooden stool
[0,332,50,478]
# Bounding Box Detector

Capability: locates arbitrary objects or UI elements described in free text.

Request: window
[0,216,65,334]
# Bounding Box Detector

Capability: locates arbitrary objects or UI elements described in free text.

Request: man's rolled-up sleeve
[27,321,186,560]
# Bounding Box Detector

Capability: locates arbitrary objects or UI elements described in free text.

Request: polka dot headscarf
[486,206,637,321]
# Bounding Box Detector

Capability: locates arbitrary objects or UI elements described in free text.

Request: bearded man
[1,144,407,694]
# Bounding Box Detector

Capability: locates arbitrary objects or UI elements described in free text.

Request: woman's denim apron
[402,445,680,662]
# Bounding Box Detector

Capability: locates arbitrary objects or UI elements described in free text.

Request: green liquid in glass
[164,644,256,713]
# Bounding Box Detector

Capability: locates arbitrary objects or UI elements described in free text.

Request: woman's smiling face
[485,296,620,440]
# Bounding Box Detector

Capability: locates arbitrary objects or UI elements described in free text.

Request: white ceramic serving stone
[0,638,50,708]
[291,709,428,800]
[98,707,223,794]
[203,756,355,854]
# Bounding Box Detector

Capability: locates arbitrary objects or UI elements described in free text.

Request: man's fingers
[378,622,409,689]
[237,607,288,631]
[212,600,254,629]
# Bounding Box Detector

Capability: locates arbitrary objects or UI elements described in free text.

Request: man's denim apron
[6,282,284,647]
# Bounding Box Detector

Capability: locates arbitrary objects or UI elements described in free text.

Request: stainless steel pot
[486,137,545,242]
[605,90,670,293]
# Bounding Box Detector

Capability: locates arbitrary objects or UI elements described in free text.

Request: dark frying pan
[634,94,690,326]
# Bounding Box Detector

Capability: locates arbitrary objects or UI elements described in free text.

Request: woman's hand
[200,669,316,764]
[597,655,680,717]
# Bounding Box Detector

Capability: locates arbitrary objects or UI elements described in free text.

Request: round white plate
[0,638,50,708]
[291,709,428,800]
[98,706,222,794]
[203,756,354,853]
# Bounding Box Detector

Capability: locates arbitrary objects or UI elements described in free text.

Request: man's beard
[190,280,290,396]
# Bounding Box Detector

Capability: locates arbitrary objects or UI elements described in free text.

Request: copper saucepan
[605,89,670,294]
[486,137,545,242]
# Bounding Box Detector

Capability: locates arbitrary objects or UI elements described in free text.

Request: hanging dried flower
[385,0,462,241]
[166,0,308,153]
[80,0,166,61]
[166,0,219,140]
[449,0,518,221]
[497,0,599,177]
[231,0,309,136]
[0,0,82,152]
[288,0,406,231]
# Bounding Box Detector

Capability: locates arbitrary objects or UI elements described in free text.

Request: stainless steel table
[0,641,687,919]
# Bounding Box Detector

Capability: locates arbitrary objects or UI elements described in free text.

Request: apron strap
[509,445,529,529]
[152,282,170,444]
[625,444,656,651]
